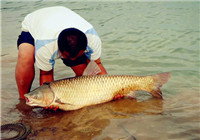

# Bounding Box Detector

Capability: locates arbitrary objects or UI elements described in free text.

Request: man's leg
[15,43,35,99]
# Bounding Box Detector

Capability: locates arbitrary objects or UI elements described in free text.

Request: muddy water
[1,1,199,140]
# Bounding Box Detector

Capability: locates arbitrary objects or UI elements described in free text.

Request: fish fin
[83,60,101,76]
[150,72,171,98]
[55,99,74,106]
[125,91,136,99]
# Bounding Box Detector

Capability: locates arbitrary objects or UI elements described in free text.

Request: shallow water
[1,1,200,140]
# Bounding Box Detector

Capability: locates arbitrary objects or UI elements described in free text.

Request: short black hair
[58,28,87,57]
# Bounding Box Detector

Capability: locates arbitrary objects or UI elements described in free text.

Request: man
[16,6,107,99]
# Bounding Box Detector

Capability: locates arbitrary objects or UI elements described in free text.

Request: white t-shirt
[21,6,101,71]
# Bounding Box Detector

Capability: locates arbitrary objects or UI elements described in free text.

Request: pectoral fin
[55,99,74,106]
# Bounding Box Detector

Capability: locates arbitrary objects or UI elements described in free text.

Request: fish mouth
[25,96,33,105]
[24,96,37,106]
[25,96,30,103]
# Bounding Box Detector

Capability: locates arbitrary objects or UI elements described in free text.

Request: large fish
[24,73,170,111]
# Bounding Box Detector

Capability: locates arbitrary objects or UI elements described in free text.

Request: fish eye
[34,95,38,99]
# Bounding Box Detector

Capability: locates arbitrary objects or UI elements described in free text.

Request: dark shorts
[17,31,35,48]
[61,54,87,67]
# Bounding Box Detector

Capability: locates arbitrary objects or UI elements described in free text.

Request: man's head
[58,28,87,60]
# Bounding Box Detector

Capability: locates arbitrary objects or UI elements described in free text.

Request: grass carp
[25,73,170,111]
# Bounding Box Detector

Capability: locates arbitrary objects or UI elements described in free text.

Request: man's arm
[15,43,35,99]
[40,69,54,85]
[71,63,87,77]
[94,58,107,75]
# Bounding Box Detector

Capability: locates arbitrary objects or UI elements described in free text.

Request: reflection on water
[15,97,163,139]
[1,1,199,140]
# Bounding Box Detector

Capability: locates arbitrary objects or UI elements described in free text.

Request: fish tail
[150,72,171,98]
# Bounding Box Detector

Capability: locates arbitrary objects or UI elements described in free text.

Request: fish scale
[25,73,170,111]
[50,75,154,109]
